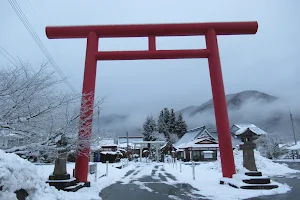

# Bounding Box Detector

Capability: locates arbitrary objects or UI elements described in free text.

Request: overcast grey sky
[1,0,299,116]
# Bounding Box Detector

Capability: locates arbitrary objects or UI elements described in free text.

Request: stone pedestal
[46,152,90,192]
[239,143,257,171]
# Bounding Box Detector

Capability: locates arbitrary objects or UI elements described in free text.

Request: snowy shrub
[0,150,65,200]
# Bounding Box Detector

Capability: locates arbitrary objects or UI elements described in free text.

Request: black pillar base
[46,173,90,192]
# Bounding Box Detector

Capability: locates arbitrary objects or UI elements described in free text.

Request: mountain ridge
[97,90,299,142]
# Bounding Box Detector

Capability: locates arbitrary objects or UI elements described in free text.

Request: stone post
[239,141,258,171]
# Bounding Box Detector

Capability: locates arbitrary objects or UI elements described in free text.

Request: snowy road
[99,163,205,200]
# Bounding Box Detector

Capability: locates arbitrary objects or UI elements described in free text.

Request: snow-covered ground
[164,150,298,200]
[1,149,299,200]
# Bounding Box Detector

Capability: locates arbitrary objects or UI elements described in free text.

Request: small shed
[160,141,177,157]
[91,138,118,163]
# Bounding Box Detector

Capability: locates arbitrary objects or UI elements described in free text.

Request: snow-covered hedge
[0,150,64,200]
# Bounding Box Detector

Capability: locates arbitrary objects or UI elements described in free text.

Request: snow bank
[198,150,298,176]
[163,150,298,200]
[235,150,298,175]
[0,150,136,200]
[0,150,65,200]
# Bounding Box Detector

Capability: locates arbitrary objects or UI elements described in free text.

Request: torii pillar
[46,21,258,183]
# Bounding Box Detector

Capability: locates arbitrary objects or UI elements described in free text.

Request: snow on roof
[160,142,168,150]
[174,126,206,148]
[118,136,143,145]
[233,124,267,135]
[133,141,165,144]
[118,142,134,148]
[287,141,300,150]
[98,138,115,145]
[179,143,219,149]
[203,151,214,153]
[178,137,219,149]
[196,130,216,141]
[91,138,116,150]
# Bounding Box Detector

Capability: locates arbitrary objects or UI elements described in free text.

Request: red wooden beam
[148,36,156,51]
[94,49,210,60]
[46,21,258,39]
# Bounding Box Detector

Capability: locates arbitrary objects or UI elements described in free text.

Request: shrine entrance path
[99,163,206,200]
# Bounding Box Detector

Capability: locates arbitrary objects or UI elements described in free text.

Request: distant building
[117,136,144,148]
[117,136,144,155]
[160,141,177,161]
[174,126,219,162]
[90,138,120,163]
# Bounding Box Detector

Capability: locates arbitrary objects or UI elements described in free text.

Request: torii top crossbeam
[46,21,258,38]
[46,22,257,61]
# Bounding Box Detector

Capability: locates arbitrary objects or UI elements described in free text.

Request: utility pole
[289,108,297,145]
[97,106,100,137]
[126,130,129,150]
[288,107,297,159]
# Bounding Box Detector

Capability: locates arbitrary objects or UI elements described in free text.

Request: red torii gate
[46,21,258,183]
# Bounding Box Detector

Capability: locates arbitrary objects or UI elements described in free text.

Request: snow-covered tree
[157,110,165,133]
[169,133,179,144]
[163,107,170,125]
[256,132,288,159]
[169,109,176,134]
[151,131,166,141]
[1,62,107,180]
[175,113,187,138]
[142,115,156,141]
[2,62,105,158]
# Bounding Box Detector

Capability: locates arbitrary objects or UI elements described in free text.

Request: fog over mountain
[96,90,300,142]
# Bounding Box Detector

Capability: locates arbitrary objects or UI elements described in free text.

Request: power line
[0,45,18,64]
[9,0,77,93]
[26,0,81,89]
[0,49,17,66]
[7,0,78,93]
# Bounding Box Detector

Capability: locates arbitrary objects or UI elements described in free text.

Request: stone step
[46,178,77,190]
[245,171,262,177]
[242,178,271,184]
[49,174,71,180]
[64,182,90,192]
[240,184,279,190]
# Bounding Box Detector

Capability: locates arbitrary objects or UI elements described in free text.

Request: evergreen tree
[163,108,171,140]
[163,107,170,125]
[142,115,156,141]
[169,109,176,134]
[157,110,165,133]
[175,113,188,138]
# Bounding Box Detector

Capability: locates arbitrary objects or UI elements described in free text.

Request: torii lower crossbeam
[46,21,258,183]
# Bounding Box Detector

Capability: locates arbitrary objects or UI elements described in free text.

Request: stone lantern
[225,126,279,189]
[235,127,260,171]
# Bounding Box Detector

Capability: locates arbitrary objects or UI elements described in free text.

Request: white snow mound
[198,150,298,176]
[0,150,66,200]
